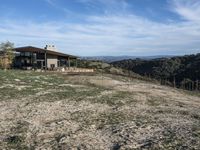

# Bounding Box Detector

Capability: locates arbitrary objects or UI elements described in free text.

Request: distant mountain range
[81,55,175,63]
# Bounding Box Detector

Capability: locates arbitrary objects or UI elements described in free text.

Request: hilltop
[0,70,200,149]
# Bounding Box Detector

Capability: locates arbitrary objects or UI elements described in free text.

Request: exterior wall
[47,54,58,68]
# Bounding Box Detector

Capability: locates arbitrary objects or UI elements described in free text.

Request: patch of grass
[147,98,160,106]
[178,110,190,116]
[178,110,200,120]
[96,112,128,128]
[192,125,200,138]
[35,87,76,102]
[160,126,199,150]
[181,90,200,97]
[99,91,137,106]
[0,70,63,84]
[134,115,154,127]
[73,87,106,101]
[0,70,68,101]
[6,135,29,150]
[10,120,29,134]
[176,102,185,108]
[71,110,131,129]
[0,86,38,100]
[162,135,188,150]
[146,96,168,107]
[34,86,105,103]
[71,111,92,124]
[6,120,30,149]
[191,113,200,120]
[80,90,137,107]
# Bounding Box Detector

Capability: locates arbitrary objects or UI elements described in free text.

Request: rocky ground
[0,70,200,150]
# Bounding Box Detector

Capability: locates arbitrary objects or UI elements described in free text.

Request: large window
[20,52,31,57]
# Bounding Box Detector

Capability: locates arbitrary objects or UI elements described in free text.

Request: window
[20,52,25,56]
[25,52,31,57]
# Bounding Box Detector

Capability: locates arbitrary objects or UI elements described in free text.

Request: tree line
[111,54,200,91]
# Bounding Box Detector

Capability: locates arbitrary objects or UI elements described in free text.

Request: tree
[0,41,14,70]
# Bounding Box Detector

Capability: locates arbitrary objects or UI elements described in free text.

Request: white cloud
[171,0,200,22]
[0,0,200,56]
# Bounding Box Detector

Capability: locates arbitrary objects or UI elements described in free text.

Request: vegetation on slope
[77,59,158,83]
[111,53,200,91]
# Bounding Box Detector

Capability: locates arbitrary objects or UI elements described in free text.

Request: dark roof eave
[13,46,78,59]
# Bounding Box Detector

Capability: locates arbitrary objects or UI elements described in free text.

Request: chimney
[44,45,57,51]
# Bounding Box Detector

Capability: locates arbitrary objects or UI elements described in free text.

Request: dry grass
[0,70,200,149]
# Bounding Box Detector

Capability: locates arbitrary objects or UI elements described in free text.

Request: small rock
[14,79,21,82]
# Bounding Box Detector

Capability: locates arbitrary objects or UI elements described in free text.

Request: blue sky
[0,0,200,56]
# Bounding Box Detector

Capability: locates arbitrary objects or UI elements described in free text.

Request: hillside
[0,70,200,149]
[81,55,174,63]
[111,53,200,90]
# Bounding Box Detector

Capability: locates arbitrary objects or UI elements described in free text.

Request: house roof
[13,46,78,59]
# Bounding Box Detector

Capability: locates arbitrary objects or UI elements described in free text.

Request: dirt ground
[0,70,200,149]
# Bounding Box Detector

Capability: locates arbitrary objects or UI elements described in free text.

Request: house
[13,45,78,70]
